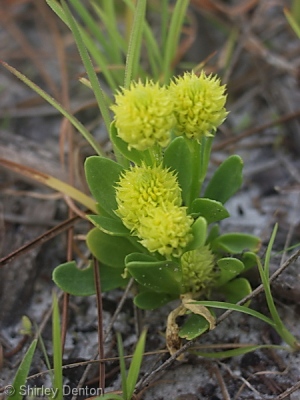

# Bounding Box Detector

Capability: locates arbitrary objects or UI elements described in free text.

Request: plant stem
[200,136,214,184]
[187,136,213,210]
[187,139,201,209]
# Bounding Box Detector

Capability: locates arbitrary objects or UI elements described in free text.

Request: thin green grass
[8,340,38,400]
[52,293,63,400]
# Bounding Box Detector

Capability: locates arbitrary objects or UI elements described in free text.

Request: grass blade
[124,0,147,88]
[192,344,288,359]
[194,301,275,328]
[117,333,128,400]
[126,329,147,399]
[0,61,104,156]
[61,0,111,133]
[46,0,118,89]
[162,0,189,82]
[264,223,277,278]
[9,339,37,400]
[122,0,161,80]
[70,0,116,59]
[161,0,169,52]
[257,225,299,349]
[52,293,63,400]
[101,0,127,63]
[69,0,125,87]
[285,7,300,39]
[0,158,97,213]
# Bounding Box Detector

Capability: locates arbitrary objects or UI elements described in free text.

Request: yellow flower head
[180,245,216,293]
[115,164,181,230]
[115,163,193,257]
[138,206,193,258]
[111,80,175,151]
[170,71,227,140]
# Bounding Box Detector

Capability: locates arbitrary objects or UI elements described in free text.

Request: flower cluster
[115,164,193,258]
[180,246,216,294]
[115,164,181,230]
[111,80,175,151]
[170,71,227,140]
[111,71,228,290]
[111,71,227,149]
[138,206,193,258]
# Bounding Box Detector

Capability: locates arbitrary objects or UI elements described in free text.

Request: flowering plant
[53,71,261,352]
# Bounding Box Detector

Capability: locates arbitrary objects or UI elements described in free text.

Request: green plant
[97,330,147,400]
[0,0,259,350]
[6,339,37,400]
[52,66,261,353]
[1,0,298,376]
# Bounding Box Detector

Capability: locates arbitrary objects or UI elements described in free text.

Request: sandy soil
[1,1,300,399]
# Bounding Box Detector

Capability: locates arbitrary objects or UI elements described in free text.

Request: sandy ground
[1,1,300,399]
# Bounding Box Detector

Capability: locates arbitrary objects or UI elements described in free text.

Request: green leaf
[100,264,129,291]
[186,216,207,251]
[53,261,127,295]
[241,251,258,272]
[87,215,130,236]
[126,253,181,294]
[219,277,252,304]
[178,313,210,340]
[191,198,230,224]
[215,257,245,287]
[163,136,193,205]
[110,122,144,165]
[85,156,123,217]
[204,155,243,204]
[10,339,38,400]
[87,228,138,268]
[53,261,93,295]
[211,233,261,254]
[206,224,219,245]
[126,329,147,399]
[134,290,177,310]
